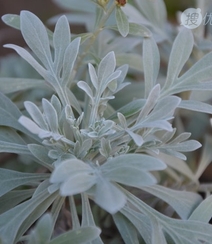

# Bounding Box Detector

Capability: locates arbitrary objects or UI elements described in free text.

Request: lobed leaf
[0,168,49,197]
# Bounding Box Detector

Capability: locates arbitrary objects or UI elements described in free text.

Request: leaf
[0,188,58,244]
[126,129,144,146]
[108,99,146,120]
[28,214,53,244]
[0,168,48,197]
[125,188,212,244]
[136,84,161,122]
[128,22,151,37]
[0,190,34,215]
[20,11,52,69]
[81,194,104,244]
[50,159,96,196]
[53,15,70,76]
[159,153,196,181]
[179,100,212,114]
[150,217,167,244]
[88,63,98,90]
[28,144,54,170]
[60,172,96,196]
[189,195,212,222]
[104,165,158,187]
[24,101,48,130]
[95,177,126,214]
[77,81,94,101]
[164,28,193,89]
[121,207,152,244]
[0,141,30,155]
[4,44,47,79]
[52,0,95,12]
[48,226,101,244]
[62,37,81,86]
[143,36,160,98]
[115,6,129,37]
[18,116,42,135]
[42,98,59,133]
[101,154,166,172]
[1,14,20,29]
[194,136,212,181]
[50,159,93,183]
[69,196,80,229]
[116,53,143,71]
[98,52,116,85]
[113,212,139,244]
[142,185,202,219]
[0,78,48,94]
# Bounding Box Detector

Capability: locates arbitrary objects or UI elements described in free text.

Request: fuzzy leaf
[179,100,212,114]
[104,166,157,187]
[28,144,54,170]
[0,141,30,155]
[60,172,96,196]
[42,98,59,133]
[88,63,98,90]
[0,78,47,94]
[28,213,53,244]
[62,37,81,85]
[4,44,47,79]
[113,212,139,244]
[115,6,129,37]
[77,81,94,101]
[164,27,193,88]
[24,101,48,130]
[142,185,202,220]
[143,36,160,98]
[101,154,166,172]
[53,15,70,76]
[95,177,126,214]
[0,168,48,197]
[1,14,20,29]
[0,190,34,215]
[189,195,212,222]
[48,226,101,244]
[0,189,57,244]
[20,11,52,69]
[98,52,116,84]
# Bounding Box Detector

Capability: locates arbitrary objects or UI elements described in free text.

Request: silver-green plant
[1,0,212,243]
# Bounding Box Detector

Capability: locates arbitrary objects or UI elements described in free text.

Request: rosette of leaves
[0,2,212,244]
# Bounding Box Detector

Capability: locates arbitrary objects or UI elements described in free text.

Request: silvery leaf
[95,176,126,214]
[53,15,70,76]
[126,129,144,147]
[4,44,47,79]
[115,6,129,37]
[20,11,52,69]
[164,28,193,89]
[42,98,59,133]
[136,84,160,123]
[143,36,160,98]
[88,63,98,90]
[24,101,48,130]
[77,81,94,101]
[62,37,81,86]
[98,52,116,84]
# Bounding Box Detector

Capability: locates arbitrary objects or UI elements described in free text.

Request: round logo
[181,8,202,29]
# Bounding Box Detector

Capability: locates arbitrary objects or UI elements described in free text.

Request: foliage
[0,0,212,243]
